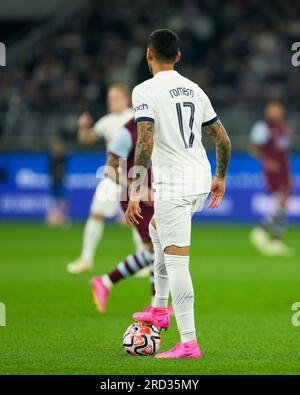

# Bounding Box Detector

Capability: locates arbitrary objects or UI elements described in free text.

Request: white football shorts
[154,193,209,250]
[90,177,121,218]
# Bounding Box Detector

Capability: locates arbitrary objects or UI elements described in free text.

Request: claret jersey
[132,70,217,200]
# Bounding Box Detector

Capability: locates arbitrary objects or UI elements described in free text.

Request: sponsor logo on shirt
[133,103,149,112]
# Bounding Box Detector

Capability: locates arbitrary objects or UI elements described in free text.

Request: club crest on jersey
[133,103,149,112]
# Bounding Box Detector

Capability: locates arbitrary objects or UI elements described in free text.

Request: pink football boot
[155,340,202,359]
[133,306,170,330]
[91,276,110,315]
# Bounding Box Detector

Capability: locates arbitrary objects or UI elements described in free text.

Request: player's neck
[152,63,175,76]
[112,108,129,115]
[267,119,283,126]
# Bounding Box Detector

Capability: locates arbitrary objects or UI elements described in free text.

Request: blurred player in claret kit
[90,118,154,313]
[249,101,294,257]
[125,29,231,359]
[91,118,173,314]
[67,84,146,274]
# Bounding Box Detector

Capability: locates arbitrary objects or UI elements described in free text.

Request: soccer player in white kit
[67,84,144,274]
[125,30,231,359]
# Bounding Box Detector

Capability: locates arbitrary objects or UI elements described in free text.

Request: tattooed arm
[202,119,231,208]
[203,119,231,179]
[131,121,154,192]
[125,121,154,225]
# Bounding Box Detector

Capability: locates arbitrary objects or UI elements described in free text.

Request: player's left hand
[208,176,226,209]
[125,192,143,225]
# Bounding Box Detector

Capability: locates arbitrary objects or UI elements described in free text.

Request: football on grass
[123,322,162,356]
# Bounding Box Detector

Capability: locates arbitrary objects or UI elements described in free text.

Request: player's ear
[174,51,181,64]
[146,47,154,61]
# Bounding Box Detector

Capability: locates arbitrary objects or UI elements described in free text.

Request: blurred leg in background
[67,178,145,273]
[250,189,294,257]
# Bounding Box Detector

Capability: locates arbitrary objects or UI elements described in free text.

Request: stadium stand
[0,0,299,150]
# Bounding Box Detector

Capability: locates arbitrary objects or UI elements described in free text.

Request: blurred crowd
[0,0,299,149]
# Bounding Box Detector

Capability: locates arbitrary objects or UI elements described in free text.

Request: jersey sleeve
[132,85,155,123]
[109,126,133,158]
[93,117,107,137]
[202,93,218,126]
[249,121,270,146]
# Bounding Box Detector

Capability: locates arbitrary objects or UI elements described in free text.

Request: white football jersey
[132,70,217,199]
[93,108,133,151]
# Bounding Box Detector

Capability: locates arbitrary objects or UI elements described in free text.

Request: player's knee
[164,245,189,256]
[90,213,105,221]
[143,241,154,254]
[279,194,289,209]
[150,218,156,229]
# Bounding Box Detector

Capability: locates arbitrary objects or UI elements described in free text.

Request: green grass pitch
[0,222,299,375]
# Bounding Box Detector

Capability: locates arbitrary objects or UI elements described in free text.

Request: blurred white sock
[164,254,196,343]
[102,275,113,290]
[82,217,104,263]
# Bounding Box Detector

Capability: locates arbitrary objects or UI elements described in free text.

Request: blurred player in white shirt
[67,84,144,274]
[125,30,231,359]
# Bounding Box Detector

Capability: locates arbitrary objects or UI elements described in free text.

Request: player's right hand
[125,192,143,226]
[264,159,281,173]
[78,112,93,128]
[208,176,226,209]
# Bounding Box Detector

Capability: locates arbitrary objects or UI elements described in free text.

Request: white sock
[164,254,196,343]
[149,223,169,308]
[81,217,104,263]
[102,274,113,290]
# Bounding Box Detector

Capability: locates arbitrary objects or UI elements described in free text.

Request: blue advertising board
[0,152,299,222]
